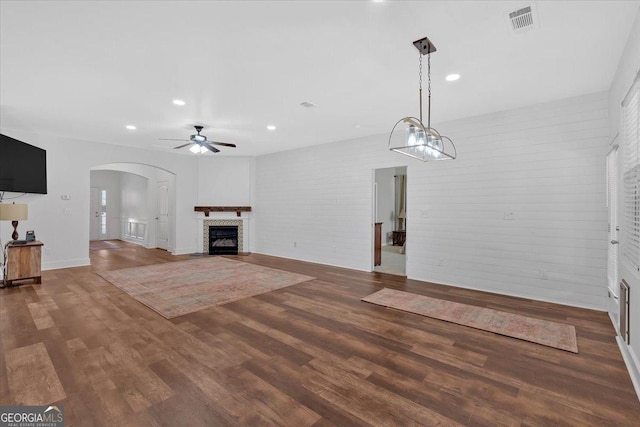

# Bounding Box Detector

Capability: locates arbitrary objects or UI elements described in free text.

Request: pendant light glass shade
[389,37,457,162]
[389,117,456,161]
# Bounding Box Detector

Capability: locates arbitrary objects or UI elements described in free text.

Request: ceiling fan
[160,125,237,154]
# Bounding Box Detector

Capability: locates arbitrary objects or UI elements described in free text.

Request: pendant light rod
[419,81,423,124]
[413,37,436,128]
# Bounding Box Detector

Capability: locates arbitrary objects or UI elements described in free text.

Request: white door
[156,181,169,250]
[607,147,620,293]
[90,187,102,240]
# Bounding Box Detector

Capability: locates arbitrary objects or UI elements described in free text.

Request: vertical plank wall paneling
[254,92,609,309]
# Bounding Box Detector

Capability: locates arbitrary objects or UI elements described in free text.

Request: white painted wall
[120,172,148,221]
[413,93,608,310]
[197,157,253,205]
[375,167,396,245]
[0,130,200,270]
[89,170,122,239]
[120,172,149,242]
[195,156,254,253]
[608,9,640,399]
[254,91,609,311]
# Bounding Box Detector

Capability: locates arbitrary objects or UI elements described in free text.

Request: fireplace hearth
[209,226,239,255]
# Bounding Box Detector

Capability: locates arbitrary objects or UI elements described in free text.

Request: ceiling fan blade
[203,142,220,153]
[159,138,189,141]
[209,141,237,148]
[173,142,193,149]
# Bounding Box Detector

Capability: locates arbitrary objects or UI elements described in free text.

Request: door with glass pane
[90,187,107,240]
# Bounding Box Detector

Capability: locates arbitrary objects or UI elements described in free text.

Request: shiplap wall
[412,92,609,309]
[254,91,609,309]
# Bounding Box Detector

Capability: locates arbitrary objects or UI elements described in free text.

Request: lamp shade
[0,203,28,221]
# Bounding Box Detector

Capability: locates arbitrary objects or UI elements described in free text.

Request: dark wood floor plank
[304,358,464,427]
[242,357,373,427]
[147,359,239,427]
[0,241,637,426]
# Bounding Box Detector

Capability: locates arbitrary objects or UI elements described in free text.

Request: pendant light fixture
[389,37,457,161]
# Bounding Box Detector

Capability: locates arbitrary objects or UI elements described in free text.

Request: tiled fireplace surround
[201,219,244,253]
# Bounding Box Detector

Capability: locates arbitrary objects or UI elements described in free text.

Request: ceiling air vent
[299,101,316,108]
[507,5,536,32]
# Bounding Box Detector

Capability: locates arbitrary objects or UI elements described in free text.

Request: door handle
[611,240,619,244]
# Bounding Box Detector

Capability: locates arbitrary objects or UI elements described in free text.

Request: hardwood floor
[1,241,639,426]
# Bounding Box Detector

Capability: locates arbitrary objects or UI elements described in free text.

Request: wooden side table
[392,230,406,247]
[5,241,43,286]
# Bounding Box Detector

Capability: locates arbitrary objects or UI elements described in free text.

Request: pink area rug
[100,258,314,319]
[362,288,578,353]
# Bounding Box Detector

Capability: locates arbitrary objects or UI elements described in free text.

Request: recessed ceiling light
[354,124,361,128]
[173,99,186,106]
[445,73,461,82]
[126,125,136,130]
[267,125,276,131]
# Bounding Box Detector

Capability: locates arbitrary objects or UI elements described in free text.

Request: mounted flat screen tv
[0,133,48,194]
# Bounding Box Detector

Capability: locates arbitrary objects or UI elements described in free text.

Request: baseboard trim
[121,236,146,247]
[252,250,371,273]
[406,276,607,312]
[173,247,199,256]
[616,336,640,401]
[42,258,90,271]
[609,311,621,336]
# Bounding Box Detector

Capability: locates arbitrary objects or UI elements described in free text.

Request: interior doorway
[89,163,176,253]
[373,166,407,275]
[606,145,620,324]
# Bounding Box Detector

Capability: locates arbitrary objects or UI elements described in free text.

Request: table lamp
[0,203,29,241]
[398,208,406,231]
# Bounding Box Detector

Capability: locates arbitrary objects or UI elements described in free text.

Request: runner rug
[362,288,578,353]
[100,257,314,319]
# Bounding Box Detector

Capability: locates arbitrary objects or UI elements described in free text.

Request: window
[622,72,640,271]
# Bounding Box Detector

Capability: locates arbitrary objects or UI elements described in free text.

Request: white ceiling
[1,1,638,156]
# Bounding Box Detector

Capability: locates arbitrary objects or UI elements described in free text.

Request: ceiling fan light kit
[160,125,237,154]
[389,36,457,162]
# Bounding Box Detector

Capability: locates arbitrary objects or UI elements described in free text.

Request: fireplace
[202,219,244,254]
[209,226,239,255]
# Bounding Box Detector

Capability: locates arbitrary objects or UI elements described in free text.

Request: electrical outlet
[503,211,514,220]
[63,208,72,215]
[420,210,428,218]
[61,194,71,200]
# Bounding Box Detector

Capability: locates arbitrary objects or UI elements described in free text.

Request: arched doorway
[89,163,176,252]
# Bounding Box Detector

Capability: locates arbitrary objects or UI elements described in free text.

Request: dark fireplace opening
[209,226,239,255]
